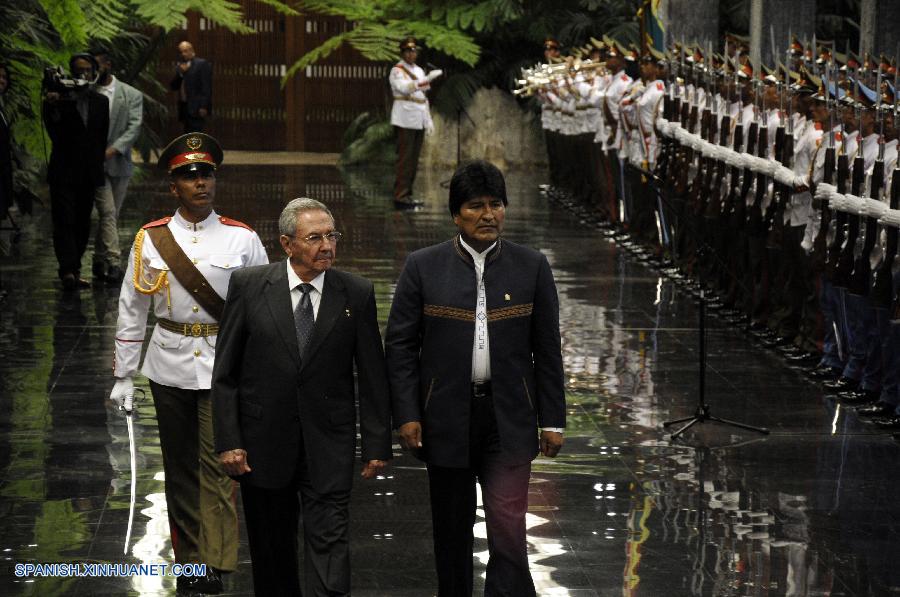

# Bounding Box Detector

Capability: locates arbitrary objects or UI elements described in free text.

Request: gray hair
[278,197,334,236]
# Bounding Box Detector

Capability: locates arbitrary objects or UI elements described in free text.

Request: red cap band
[168,151,215,172]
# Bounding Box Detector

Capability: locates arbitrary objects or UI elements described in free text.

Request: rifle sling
[146,225,225,321]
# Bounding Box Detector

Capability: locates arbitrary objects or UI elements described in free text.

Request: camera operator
[43,53,109,291]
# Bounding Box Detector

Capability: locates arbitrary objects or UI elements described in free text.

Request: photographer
[43,54,109,290]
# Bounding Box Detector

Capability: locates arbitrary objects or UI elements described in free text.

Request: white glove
[829,193,847,212]
[753,156,771,174]
[879,208,900,228]
[425,69,443,83]
[843,193,866,215]
[657,119,671,137]
[110,377,134,411]
[724,150,741,168]
[863,197,888,218]
[791,174,809,189]
[737,153,755,170]
[773,165,795,186]
[815,183,837,203]
[764,160,780,178]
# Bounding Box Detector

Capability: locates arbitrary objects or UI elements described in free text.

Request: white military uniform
[603,70,632,152]
[389,60,433,130]
[785,117,822,227]
[114,209,268,389]
[636,79,665,167]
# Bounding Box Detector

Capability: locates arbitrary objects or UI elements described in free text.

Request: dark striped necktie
[294,283,315,355]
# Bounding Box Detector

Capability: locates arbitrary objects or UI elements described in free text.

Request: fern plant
[290,0,641,120]
[0,0,294,184]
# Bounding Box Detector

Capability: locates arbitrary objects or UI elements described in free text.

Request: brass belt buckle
[190,323,203,337]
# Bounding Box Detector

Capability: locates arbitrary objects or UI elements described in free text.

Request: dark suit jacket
[212,263,392,493]
[170,58,212,119]
[385,237,566,468]
[42,91,108,188]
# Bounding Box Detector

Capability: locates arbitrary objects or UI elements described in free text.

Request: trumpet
[513,59,607,95]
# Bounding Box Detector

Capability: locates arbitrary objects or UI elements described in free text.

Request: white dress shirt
[286,260,325,319]
[459,236,564,434]
[459,237,494,383]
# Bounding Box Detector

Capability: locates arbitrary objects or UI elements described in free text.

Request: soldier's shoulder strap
[145,225,225,320]
[219,215,254,232]
[395,63,418,80]
[142,216,172,229]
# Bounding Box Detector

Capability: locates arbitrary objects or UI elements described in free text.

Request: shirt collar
[458,235,497,262]
[286,259,325,293]
[173,209,218,231]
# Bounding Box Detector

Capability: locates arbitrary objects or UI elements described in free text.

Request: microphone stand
[636,167,770,440]
[439,103,476,188]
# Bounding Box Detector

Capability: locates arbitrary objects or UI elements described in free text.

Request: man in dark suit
[43,54,109,290]
[170,41,212,133]
[212,198,393,595]
[385,160,566,596]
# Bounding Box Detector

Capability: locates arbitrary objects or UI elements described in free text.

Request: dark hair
[89,46,112,62]
[69,53,99,72]
[448,160,507,216]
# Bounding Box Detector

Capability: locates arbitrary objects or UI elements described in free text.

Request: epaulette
[219,216,254,232]
[142,217,171,229]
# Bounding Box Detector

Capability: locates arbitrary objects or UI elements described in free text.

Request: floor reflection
[0,162,899,595]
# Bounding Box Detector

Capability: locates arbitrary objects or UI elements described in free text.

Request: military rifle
[722,83,745,223]
[735,80,760,227]
[874,158,899,308]
[707,65,732,219]
[874,68,899,308]
[833,71,867,287]
[812,61,837,272]
[849,65,885,296]
[698,58,721,216]
[765,74,791,248]
[687,62,713,214]
[748,73,770,235]
[825,95,852,281]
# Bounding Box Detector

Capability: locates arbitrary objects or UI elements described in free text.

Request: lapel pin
[345,308,351,317]
[504,293,511,301]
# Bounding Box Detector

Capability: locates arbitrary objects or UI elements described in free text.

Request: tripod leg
[670,417,701,440]
[663,415,697,428]
[705,415,769,435]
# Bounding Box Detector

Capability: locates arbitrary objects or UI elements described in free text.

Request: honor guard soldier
[389,37,441,209]
[109,133,268,594]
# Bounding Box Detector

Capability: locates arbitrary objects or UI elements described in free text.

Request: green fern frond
[186,0,254,33]
[254,0,300,16]
[36,0,89,47]
[132,0,193,32]
[82,0,130,41]
[282,32,350,86]
[295,0,384,21]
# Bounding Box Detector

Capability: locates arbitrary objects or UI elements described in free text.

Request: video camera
[42,66,93,98]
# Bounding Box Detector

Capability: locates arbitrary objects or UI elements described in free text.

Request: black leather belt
[471,380,492,399]
[157,318,219,337]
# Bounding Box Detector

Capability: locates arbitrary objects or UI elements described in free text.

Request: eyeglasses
[292,231,343,246]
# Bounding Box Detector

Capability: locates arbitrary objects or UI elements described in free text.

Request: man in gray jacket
[91,47,143,284]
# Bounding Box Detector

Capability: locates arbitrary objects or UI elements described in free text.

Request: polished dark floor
[1,163,899,596]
